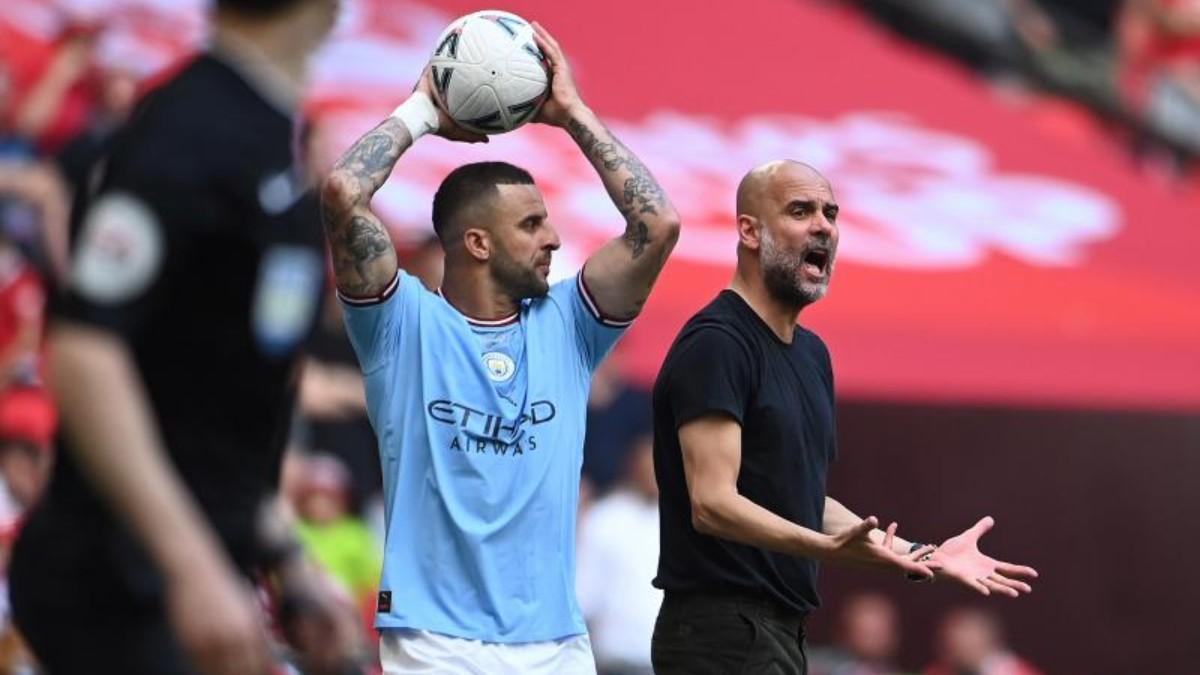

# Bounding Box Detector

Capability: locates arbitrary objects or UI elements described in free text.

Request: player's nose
[544,222,562,250]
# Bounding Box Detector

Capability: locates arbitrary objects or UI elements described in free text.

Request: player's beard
[491,245,549,300]
[760,227,833,308]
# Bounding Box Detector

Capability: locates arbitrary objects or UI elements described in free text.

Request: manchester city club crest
[482,351,516,382]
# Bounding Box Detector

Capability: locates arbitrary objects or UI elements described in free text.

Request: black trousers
[651,591,808,675]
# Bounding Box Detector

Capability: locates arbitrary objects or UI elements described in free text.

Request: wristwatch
[906,541,936,583]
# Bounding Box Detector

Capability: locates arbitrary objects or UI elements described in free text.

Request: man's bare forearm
[693,487,833,561]
[329,118,413,199]
[319,118,410,297]
[565,108,679,260]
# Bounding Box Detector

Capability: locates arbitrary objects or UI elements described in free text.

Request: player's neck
[440,272,521,323]
[729,270,801,344]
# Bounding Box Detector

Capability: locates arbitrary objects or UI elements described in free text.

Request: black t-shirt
[652,290,837,614]
[14,53,325,607]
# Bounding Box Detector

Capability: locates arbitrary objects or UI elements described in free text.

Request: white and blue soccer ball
[428,10,549,135]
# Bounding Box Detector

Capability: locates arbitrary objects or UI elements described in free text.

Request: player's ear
[736,214,762,251]
[463,227,491,262]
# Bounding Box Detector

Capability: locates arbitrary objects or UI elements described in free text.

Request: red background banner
[5,0,1197,409]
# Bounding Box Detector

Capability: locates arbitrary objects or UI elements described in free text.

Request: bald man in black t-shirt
[650,161,1039,675]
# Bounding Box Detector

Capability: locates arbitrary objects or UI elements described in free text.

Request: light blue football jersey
[340,269,631,643]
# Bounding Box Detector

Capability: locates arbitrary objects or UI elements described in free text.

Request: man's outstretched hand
[928,516,1039,597]
[822,517,936,581]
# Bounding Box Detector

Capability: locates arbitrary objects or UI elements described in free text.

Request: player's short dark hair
[431,162,535,245]
[213,0,306,17]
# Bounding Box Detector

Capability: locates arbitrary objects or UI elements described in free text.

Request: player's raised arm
[321,72,485,299]
[531,22,681,321]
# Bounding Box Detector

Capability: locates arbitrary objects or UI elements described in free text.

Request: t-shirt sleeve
[56,144,218,339]
[339,270,413,374]
[664,326,755,429]
[548,271,634,373]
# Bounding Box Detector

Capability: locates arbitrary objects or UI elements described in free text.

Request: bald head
[735,160,831,218]
[733,160,840,310]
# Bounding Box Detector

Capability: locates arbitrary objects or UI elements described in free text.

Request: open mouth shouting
[802,246,831,280]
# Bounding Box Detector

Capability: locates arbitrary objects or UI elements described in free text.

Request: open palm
[928,516,1039,597]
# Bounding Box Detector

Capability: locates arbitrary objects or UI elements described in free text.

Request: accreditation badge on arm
[251,245,323,358]
[62,191,173,339]
[72,192,165,308]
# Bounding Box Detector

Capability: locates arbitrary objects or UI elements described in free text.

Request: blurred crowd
[0,1,1179,672]
[853,0,1200,178]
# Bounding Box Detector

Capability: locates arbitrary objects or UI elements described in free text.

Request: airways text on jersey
[428,398,557,458]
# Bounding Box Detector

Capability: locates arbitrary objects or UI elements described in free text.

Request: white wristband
[390,92,440,142]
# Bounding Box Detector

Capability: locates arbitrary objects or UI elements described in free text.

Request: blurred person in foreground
[923,608,1042,675]
[650,160,1039,675]
[576,433,661,675]
[320,20,680,673]
[8,1,354,674]
[809,592,906,675]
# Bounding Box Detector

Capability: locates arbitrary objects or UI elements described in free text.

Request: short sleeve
[547,272,633,373]
[664,326,755,429]
[339,270,411,374]
[57,145,217,339]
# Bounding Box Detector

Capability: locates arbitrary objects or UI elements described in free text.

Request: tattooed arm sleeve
[319,118,409,299]
[566,108,681,321]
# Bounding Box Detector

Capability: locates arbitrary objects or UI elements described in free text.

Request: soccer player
[10,2,348,674]
[650,160,1038,675]
[319,22,680,673]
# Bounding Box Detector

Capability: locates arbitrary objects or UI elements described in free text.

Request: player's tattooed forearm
[568,117,667,259]
[355,133,399,176]
[332,118,409,197]
[623,173,663,216]
[568,118,630,173]
[567,118,605,163]
[319,118,406,296]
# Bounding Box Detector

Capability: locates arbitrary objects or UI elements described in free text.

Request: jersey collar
[435,289,520,327]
